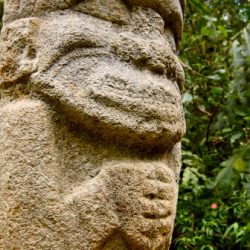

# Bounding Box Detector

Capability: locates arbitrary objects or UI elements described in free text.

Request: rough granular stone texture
[0,1,186,249]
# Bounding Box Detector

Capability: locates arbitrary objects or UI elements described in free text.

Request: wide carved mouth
[37,48,183,114]
[86,62,182,121]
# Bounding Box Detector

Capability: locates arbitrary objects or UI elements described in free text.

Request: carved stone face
[0,2,186,249]
[1,0,186,151]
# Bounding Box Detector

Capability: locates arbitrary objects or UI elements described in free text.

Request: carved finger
[143,179,176,201]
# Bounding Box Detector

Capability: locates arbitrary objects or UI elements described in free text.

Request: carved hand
[99,162,178,249]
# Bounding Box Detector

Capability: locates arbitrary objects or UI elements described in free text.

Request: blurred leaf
[209,164,234,189]
[233,157,246,172]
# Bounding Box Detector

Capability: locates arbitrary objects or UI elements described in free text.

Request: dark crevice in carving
[142,210,171,219]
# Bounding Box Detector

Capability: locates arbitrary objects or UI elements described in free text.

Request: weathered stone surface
[0,1,185,249]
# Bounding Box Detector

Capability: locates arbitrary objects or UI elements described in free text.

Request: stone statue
[0,0,186,249]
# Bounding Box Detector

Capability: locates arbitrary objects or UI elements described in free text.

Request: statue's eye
[164,27,177,54]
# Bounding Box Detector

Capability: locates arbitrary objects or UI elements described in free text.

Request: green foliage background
[0,0,249,249]
[173,0,250,249]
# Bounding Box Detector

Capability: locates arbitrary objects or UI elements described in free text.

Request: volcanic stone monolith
[0,0,186,249]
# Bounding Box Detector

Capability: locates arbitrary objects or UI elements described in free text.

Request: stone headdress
[4,0,185,35]
[3,0,76,23]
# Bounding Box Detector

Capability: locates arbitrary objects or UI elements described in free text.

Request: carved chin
[32,55,185,152]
